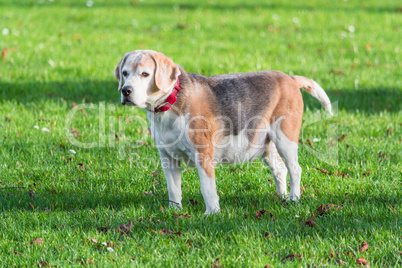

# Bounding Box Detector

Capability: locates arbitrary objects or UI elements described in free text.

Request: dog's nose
[122,86,132,97]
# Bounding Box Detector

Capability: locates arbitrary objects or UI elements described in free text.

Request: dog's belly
[213,129,268,164]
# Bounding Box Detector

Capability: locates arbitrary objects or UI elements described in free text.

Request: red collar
[154,78,181,113]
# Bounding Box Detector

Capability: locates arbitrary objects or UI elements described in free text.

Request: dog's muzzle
[122,85,132,97]
[121,86,133,105]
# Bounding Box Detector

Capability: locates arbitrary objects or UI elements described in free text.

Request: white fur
[312,81,333,116]
[196,155,220,215]
[266,117,301,201]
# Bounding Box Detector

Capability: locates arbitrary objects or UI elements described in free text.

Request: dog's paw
[286,195,300,202]
[169,202,182,211]
[204,206,220,215]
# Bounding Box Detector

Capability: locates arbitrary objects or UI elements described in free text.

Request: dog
[114,50,332,214]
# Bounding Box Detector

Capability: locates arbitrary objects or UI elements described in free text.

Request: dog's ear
[114,53,129,92]
[153,52,181,93]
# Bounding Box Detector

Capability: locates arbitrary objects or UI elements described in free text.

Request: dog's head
[114,50,181,109]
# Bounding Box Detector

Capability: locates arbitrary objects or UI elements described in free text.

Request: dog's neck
[153,78,181,113]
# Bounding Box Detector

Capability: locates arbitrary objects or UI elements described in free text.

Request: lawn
[0,0,401,266]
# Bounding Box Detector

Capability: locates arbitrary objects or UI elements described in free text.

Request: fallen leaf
[362,170,371,176]
[152,170,160,177]
[302,219,316,228]
[173,213,192,219]
[97,221,110,234]
[356,257,370,267]
[76,163,84,170]
[115,221,133,235]
[264,264,270,268]
[211,257,222,268]
[317,204,337,217]
[337,134,347,141]
[306,139,315,146]
[336,259,346,265]
[146,226,158,234]
[284,253,301,261]
[378,152,389,160]
[329,249,334,258]
[333,172,349,178]
[28,189,36,198]
[39,261,48,267]
[331,68,345,75]
[14,250,22,256]
[387,128,393,135]
[359,241,369,253]
[255,209,269,220]
[30,238,44,245]
[144,191,153,196]
[90,238,98,244]
[264,232,274,239]
[159,228,182,236]
[189,199,198,206]
[315,168,349,177]
[229,168,243,172]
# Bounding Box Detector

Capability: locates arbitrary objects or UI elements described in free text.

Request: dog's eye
[142,72,149,77]
[122,71,128,77]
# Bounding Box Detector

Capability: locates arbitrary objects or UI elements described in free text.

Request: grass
[0,0,401,266]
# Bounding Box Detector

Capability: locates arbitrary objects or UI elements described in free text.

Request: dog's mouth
[121,98,134,106]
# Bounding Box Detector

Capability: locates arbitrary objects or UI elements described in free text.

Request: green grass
[0,0,401,266]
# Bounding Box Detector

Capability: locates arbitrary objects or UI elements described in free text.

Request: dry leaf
[362,170,371,176]
[146,226,158,234]
[173,213,192,219]
[359,241,369,253]
[306,139,315,146]
[284,253,301,261]
[356,257,370,267]
[28,190,36,198]
[159,228,182,236]
[30,238,44,245]
[115,221,133,235]
[211,257,222,268]
[39,261,48,267]
[317,204,337,217]
[255,209,269,220]
[189,199,198,206]
[302,219,316,228]
[337,134,347,141]
[336,259,346,265]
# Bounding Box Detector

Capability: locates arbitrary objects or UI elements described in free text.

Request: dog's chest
[148,112,196,164]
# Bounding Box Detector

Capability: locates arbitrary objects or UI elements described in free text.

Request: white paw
[204,206,220,215]
[169,202,182,211]
[286,195,300,202]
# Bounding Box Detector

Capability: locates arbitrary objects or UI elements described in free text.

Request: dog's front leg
[196,153,220,215]
[159,150,182,210]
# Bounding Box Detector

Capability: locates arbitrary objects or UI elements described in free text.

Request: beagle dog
[115,50,332,214]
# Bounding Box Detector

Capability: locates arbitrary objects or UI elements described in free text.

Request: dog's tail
[291,75,333,116]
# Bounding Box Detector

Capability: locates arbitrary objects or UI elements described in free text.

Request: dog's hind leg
[262,141,288,198]
[269,117,302,201]
[159,150,182,209]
